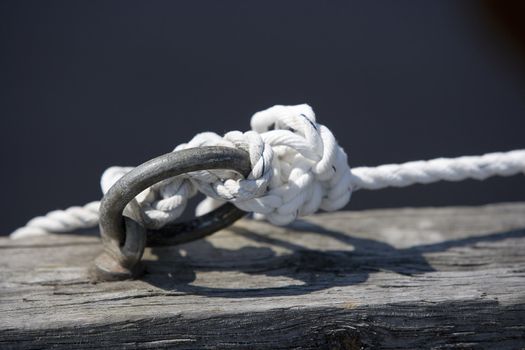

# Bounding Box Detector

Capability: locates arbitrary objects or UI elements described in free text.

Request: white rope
[11,201,100,238]
[350,150,525,190]
[10,104,525,239]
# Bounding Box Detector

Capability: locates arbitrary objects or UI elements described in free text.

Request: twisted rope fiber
[11,105,525,239]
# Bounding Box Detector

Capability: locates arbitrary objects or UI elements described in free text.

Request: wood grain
[1,203,525,349]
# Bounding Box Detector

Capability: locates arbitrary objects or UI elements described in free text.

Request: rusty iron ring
[90,146,252,281]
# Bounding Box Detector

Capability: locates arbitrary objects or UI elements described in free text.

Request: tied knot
[100,104,353,228]
[231,104,353,224]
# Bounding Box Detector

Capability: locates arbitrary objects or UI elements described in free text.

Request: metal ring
[91,146,251,281]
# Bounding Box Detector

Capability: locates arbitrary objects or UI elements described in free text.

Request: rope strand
[350,149,525,190]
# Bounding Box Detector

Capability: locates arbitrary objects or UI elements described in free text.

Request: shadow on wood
[144,222,525,299]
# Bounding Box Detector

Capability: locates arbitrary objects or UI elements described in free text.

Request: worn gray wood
[1,203,525,349]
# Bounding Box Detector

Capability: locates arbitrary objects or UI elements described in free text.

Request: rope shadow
[143,219,525,298]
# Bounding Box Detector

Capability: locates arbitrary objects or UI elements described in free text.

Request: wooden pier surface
[1,203,525,349]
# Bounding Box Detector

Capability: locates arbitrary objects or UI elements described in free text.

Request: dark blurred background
[1,1,524,234]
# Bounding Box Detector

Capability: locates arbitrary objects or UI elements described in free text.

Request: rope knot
[97,104,353,228]
[236,104,353,224]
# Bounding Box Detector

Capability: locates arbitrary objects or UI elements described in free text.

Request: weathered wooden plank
[1,203,525,349]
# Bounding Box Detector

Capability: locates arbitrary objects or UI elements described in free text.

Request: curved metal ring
[91,146,251,281]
